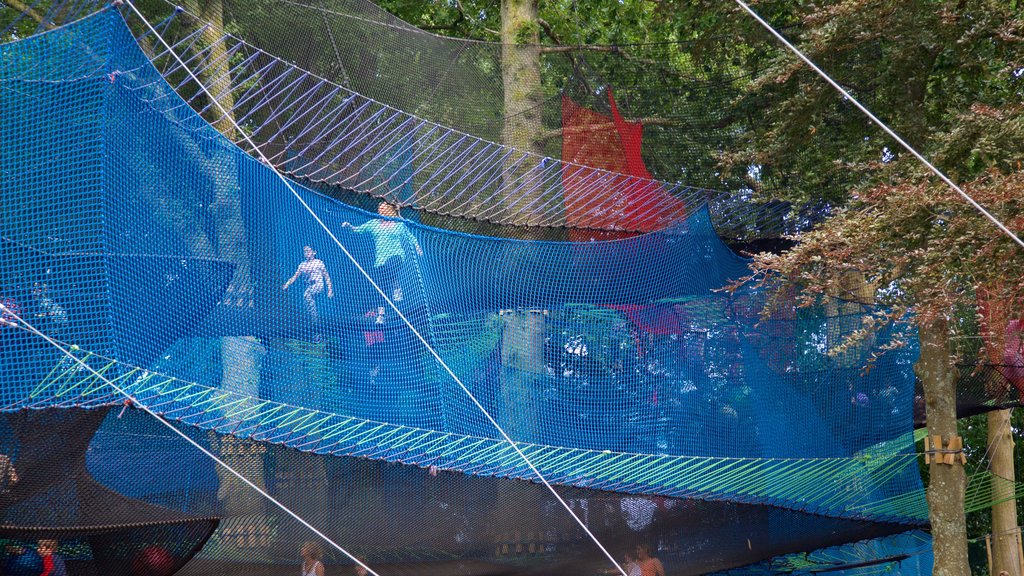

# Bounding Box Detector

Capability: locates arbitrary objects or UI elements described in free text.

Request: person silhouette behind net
[604,550,641,576]
[282,245,334,326]
[31,282,66,326]
[341,202,422,322]
[299,541,325,576]
[635,544,665,576]
[36,539,67,576]
[0,453,16,494]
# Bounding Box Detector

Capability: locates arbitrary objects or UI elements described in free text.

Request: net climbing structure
[0,5,940,575]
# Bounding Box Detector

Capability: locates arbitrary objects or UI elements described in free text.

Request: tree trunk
[498,0,545,442]
[501,0,544,156]
[3,0,50,29]
[826,271,877,367]
[182,0,270,546]
[493,0,550,550]
[989,408,1020,576]
[917,319,970,576]
[185,0,236,139]
[499,0,546,229]
[980,283,1021,576]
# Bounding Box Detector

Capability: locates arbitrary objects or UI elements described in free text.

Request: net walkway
[10,342,925,523]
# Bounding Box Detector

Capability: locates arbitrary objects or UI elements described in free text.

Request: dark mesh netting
[1,406,920,576]
[172,0,830,241]
[716,530,933,576]
[920,364,1024,427]
[0,408,217,576]
[0,4,943,575]
[177,0,873,221]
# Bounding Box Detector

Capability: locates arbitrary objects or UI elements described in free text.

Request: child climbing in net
[282,245,334,324]
[342,201,422,322]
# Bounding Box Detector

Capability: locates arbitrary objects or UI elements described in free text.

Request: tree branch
[541,44,621,53]
[537,117,682,141]
[4,0,53,30]
[419,2,465,32]
[537,18,563,45]
[539,43,700,81]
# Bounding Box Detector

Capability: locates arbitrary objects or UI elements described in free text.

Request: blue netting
[0,9,928,573]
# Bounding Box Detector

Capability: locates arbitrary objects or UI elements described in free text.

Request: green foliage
[721,0,1024,203]
[0,10,37,43]
[367,0,1022,228]
[511,19,540,44]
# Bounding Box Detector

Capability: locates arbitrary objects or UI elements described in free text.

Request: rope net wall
[3,0,831,241]
[181,0,849,224]
[131,1,726,237]
[0,9,934,575]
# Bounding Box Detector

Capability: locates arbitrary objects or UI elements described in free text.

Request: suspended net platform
[0,5,946,575]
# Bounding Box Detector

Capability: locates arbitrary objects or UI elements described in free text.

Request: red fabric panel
[607,91,688,233]
[607,92,652,181]
[561,91,687,240]
[977,291,1024,396]
[561,93,634,240]
[561,91,692,338]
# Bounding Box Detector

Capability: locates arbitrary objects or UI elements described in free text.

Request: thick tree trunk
[499,0,546,228]
[493,0,549,551]
[917,319,970,576]
[186,0,236,139]
[501,0,544,157]
[989,408,1020,576]
[499,0,544,442]
[183,0,270,546]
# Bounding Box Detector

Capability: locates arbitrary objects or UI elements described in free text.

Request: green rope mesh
[18,343,925,523]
